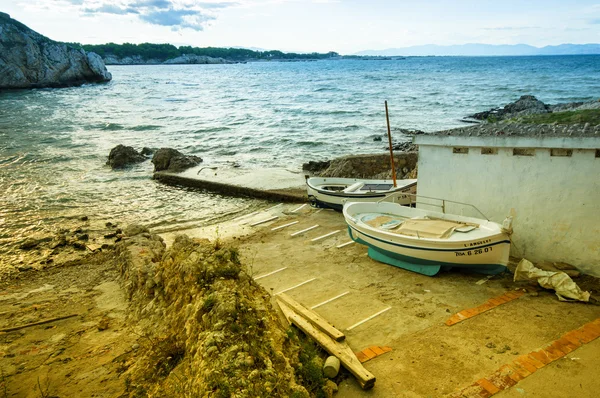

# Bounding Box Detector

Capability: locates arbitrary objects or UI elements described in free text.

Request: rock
[103,54,236,65]
[387,141,418,152]
[97,317,110,331]
[106,145,146,169]
[19,237,41,250]
[77,233,89,241]
[320,153,418,179]
[72,241,86,250]
[51,235,68,249]
[468,95,550,121]
[140,147,157,156]
[373,136,382,142]
[0,12,111,89]
[17,264,34,272]
[302,160,331,174]
[322,380,338,398]
[80,216,89,221]
[162,54,236,65]
[123,224,149,237]
[151,148,202,172]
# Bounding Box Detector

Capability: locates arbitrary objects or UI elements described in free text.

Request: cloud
[482,26,541,31]
[140,9,215,30]
[84,4,139,15]
[74,0,237,30]
[590,18,600,24]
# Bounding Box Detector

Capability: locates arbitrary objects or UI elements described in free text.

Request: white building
[413,133,600,276]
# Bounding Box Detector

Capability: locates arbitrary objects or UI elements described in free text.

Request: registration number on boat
[455,247,492,257]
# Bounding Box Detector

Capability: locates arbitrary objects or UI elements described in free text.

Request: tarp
[513,259,590,302]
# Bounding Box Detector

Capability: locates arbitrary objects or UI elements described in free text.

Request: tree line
[72,42,339,61]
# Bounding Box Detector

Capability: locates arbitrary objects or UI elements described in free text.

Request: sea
[1,55,599,252]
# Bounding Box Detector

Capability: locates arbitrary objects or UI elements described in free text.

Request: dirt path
[0,255,136,397]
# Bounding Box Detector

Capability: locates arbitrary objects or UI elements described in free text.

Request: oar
[385,100,397,187]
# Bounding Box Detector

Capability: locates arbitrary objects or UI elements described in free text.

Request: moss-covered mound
[116,232,315,397]
[514,108,600,125]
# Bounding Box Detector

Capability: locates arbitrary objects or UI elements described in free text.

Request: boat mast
[385,100,397,187]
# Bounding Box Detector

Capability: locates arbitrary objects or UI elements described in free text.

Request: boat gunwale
[306,178,417,197]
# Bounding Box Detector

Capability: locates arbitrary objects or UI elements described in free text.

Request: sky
[3,0,600,54]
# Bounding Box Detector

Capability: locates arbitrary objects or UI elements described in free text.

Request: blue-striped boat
[343,201,511,276]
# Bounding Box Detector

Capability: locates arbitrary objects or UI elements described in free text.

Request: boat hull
[347,225,509,276]
[306,177,416,211]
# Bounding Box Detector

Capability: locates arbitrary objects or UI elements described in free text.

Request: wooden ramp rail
[277,293,345,342]
[277,300,376,390]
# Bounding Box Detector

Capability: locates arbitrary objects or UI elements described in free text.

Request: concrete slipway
[161,201,600,398]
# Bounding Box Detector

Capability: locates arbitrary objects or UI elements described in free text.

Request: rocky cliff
[0,12,111,89]
[104,54,236,65]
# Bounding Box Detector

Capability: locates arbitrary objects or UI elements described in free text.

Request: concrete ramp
[153,165,307,202]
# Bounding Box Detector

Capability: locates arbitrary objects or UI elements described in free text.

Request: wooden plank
[277,301,376,390]
[0,314,78,333]
[278,293,345,342]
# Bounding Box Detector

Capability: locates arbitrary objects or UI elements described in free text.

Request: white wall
[414,136,600,276]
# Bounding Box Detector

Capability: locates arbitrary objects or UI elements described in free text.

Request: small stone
[486,342,496,349]
[322,380,338,398]
[19,238,40,250]
[72,241,86,250]
[97,317,110,331]
[132,343,140,350]
[80,216,89,221]
[77,234,89,241]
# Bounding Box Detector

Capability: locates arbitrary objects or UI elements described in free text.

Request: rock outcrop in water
[152,148,202,172]
[107,145,147,169]
[467,95,600,122]
[0,12,111,89]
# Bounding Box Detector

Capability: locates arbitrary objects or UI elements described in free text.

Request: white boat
[343,201,511,276]
[306,177,417,211]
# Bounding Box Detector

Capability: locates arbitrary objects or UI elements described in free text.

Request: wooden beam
[278,293,345,342]
[0,314,78,333]
[277,301,376,390]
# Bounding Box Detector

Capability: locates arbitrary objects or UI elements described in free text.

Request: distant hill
[355,43,600,56]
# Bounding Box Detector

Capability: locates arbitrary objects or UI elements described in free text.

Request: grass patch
[287,328,328,398]
[515,109,600,125]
